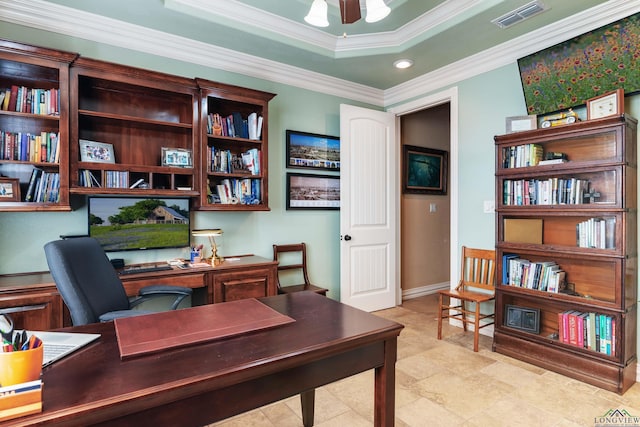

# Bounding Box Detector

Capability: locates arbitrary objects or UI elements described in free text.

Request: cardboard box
[504,219,543,244]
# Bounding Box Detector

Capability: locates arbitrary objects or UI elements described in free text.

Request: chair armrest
[131,285,193,310]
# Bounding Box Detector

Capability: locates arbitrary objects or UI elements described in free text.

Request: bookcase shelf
[0,40,76,211]
[493,115,637,394]
[196,78,275,211]
[69,57,199,197]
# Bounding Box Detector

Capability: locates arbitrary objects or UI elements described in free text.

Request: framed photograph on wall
[0,177,20,201]
[161,147,193,168]
[402,145,448,195]
[79,140,115,164]
[286,173,340,210]
[286,130,340,171]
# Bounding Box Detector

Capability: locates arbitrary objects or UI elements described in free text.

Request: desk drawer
[122,272,206,296]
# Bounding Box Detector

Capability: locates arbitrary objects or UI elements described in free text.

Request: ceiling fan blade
[340,0,361,24]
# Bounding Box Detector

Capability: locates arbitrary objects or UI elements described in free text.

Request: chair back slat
[458,246,496,293]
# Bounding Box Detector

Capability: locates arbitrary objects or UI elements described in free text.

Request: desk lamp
[192,229,224,266]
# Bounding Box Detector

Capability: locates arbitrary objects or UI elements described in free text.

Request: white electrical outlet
[429,203,437,213]
[483,200,495,213]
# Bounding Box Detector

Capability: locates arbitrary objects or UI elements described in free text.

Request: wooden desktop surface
[1,292,403,427]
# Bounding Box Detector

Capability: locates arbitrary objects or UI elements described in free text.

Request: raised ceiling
[1,0,637,106]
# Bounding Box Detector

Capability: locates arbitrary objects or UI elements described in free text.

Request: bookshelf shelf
[493,115,637,394]
[0,40,76,211]
[69,57,199,197]
[196,78,275,211]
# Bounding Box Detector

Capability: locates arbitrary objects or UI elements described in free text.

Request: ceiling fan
[305,0,391,27]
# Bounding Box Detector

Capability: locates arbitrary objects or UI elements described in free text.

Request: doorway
[389,87,459,301]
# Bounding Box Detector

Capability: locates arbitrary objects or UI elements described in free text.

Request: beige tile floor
[210,294,640,426]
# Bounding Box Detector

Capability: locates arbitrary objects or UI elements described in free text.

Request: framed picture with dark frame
[286,173,340,210]
[0,177,20,201]
[286,130,340,171]
[402,145,448,195]
[504,305,540,334]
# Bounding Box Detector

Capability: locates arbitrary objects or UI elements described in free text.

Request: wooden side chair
[272,243,328,296]
[437,246,496,352]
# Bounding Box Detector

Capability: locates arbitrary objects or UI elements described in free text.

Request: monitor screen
[88,196,190,252]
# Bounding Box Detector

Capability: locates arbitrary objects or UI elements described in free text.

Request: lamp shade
[305,0,330,27]
[365,0,390,23]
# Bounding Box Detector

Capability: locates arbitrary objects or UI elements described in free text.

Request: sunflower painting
[518,13,640,116]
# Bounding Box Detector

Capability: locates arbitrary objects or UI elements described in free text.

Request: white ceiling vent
[492,1,549,29]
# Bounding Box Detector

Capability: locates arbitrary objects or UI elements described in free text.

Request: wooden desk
[0,292,403,427]
[0,255,278,329]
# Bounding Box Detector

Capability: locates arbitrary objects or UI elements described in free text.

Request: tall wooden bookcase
[0,40,77,211]
[69,57,199,197]
[493,115,638,394]
[196,78,275,211]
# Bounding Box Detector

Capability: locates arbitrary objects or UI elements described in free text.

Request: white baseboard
[401,282,449,300]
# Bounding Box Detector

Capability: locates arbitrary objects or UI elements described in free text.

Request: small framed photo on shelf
[286,130,340,171]
[505,115,537,133]
[161,148,193,168]
[0,177,20,201]
[504,305,540,334]
[403,145,448,195]
[79,140,115,163]
[286,173,340,210]
[586,88,624,120]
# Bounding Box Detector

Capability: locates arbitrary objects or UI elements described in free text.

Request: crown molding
[166,0,504,58]
[384,0,640,106]
[0,0,384,106]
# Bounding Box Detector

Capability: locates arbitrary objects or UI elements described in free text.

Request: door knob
[344,235,352,241]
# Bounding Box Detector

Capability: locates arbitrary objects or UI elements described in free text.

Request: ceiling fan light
[365,0,391,23]
[305,0,330,27]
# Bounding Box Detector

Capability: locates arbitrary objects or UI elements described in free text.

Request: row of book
[206,112,263,140]
[78,169,101,188]
[0,379,42,422]
[502,254,565,293]
[1,85,60,115]
[25,169,60,203]
[503,177,591,206]
[0,131,60,163]
[213,178,261,205]
[209,147,260,175]
[577,217,615,249]
[502,143,543,168]
[558,310,616,356]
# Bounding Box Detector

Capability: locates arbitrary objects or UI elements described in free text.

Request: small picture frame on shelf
[79,140,115,164]
[505,115,537,133]
[161,148,193,168]
[0,177,20,201]
[504,305,540,334]
[586,88,624,120]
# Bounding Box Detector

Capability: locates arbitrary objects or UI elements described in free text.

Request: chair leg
[460,299,467,332]
[473,302,481,352]
[437,294,444,340]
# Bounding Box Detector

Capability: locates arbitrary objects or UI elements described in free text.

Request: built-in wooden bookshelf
[0,39,278,211]
[0,40,76,211]
[493,115,638,394]
[69,57,199,197]
[196,78,275,211]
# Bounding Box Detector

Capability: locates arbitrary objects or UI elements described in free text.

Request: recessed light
[393,59,413,69]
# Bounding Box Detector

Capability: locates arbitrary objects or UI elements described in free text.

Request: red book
[8,85,18,112]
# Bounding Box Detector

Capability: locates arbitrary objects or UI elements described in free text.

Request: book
[25,168,43,202]
[0,380,42,422]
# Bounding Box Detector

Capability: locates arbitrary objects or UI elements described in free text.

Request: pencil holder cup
[0,345,43,387]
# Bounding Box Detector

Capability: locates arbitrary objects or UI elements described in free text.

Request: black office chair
[44,237,192,326]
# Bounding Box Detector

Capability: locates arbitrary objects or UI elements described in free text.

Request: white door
[340,104,398,312]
